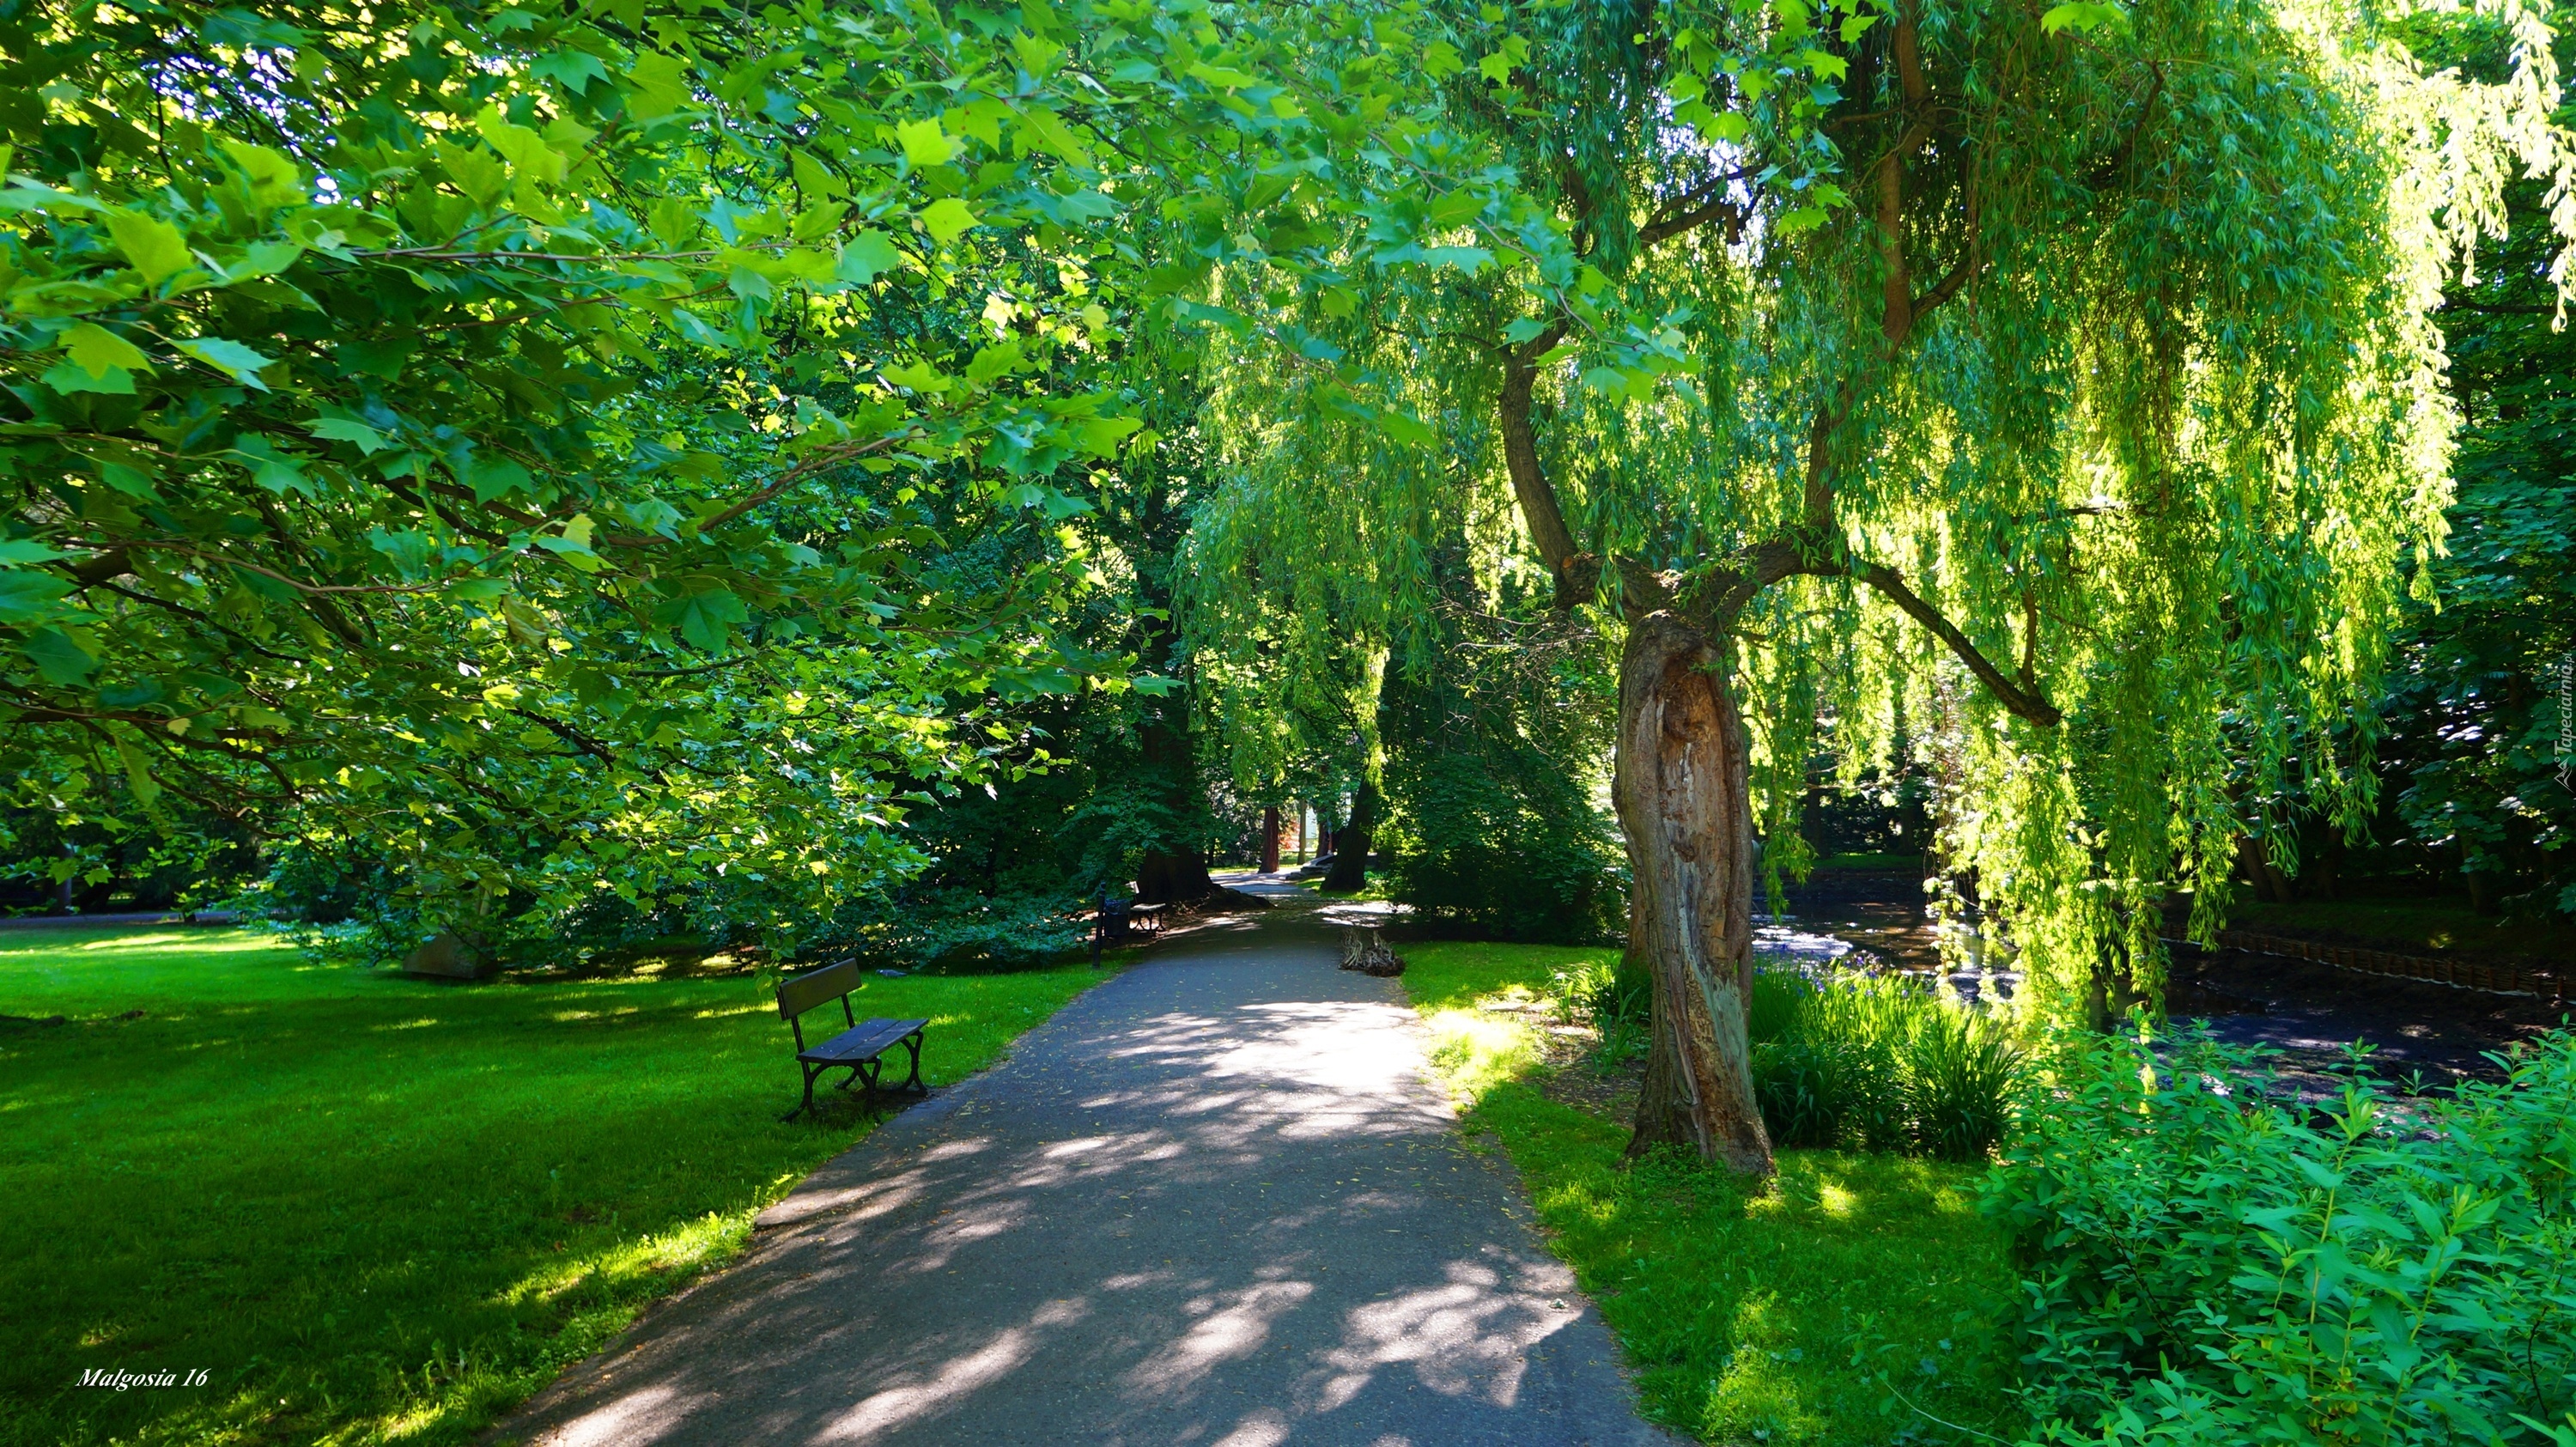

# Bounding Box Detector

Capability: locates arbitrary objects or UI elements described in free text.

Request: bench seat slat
[797,1016,929,1065]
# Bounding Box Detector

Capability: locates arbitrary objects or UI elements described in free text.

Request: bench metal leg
[783,1060,825,1122]
[890,1031,927,1092]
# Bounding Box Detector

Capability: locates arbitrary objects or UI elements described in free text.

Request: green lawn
[0,927,1105,1447]
[1403,940,2026,1447]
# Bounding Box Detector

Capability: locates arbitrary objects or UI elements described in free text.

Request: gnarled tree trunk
[1134,849,1215,906]
[1323,781,1376,891]
[1614,613,1775,1175]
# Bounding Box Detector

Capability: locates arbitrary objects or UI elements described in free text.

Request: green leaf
[116,739,161,808]
[530,49,611,94]
[176,337,276,390]
[1078,415,1144,457]
[626,51,693,119]
[896,118,959,168]
[63,322,150,379]
[0,541,64,565]
[338,336,414,381]
[232,435,311,496]
[791,200,846,242]
[40,359,135,394]
[477,106,569,185]
[100,462,158,498]
[104,210,192,284]
[659,587,748,651]
[463,455,534,502]
[919,198,979,245]
[0,568,73,622]
[1777,205,1830,235]
[836,230,905,284]
[368,527,434,578]
[1379,411,1436,446]
[2041,3,2131,35]
[22,625,99,684]
[1419,245,1492,273]
[309,416,389,454]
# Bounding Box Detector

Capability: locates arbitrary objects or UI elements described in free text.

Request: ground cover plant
[0,927,1103,1447]
[1749,971,2023,1163]
[1405,939,2025,1444]
[1988,1027,2576,1447]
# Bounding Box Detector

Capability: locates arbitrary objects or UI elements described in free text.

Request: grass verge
[1403,939,2026,1446]
[0,927,1105,1447]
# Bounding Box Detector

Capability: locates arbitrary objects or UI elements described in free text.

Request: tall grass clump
[1750,971,2023,1161]
[1986,1027,2576,1446]
[1557,954,1653,1067]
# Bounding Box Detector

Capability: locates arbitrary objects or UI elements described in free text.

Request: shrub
[834,888,1093,973]
[1903,1007,2024,1163]
[1557,956,1651,1068]
[1750,971,2021,1160]
[1984,1027,2576,1446]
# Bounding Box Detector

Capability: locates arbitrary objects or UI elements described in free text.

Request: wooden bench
[775,960,927,1122]
[1091,895,1169,963]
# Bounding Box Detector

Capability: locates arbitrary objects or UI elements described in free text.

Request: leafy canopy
[0,0,1291,941]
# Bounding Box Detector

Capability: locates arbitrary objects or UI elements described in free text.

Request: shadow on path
[492,907,1668,1447]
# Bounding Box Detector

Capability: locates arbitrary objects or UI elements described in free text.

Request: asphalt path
[491,896,1669,1447]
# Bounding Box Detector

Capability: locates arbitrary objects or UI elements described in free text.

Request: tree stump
[1339,927,1404,977]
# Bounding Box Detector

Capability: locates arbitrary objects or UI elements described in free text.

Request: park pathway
[493,894,1671,1447]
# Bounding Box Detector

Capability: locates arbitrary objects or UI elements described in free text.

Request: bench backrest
[778,960,861,1021]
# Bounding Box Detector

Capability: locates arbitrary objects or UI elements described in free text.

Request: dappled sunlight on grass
[1424,1006,1546,1105]
[0,927,1109,1447]
[1400,939,2024,1445]
[501,1210,751,1310]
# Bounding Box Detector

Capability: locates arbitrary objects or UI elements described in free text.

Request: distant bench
[1091,894,1168,963]
[775,960,927,1121]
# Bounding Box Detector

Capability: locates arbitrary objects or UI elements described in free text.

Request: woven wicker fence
[2182,929,2568,1002]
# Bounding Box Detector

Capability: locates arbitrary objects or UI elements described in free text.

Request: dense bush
[1374,580,1625,945]
[839,889,1093,973]
[1556,959,2024,1161]
[1986,1029,2576,1446]
[1382,736,1626,943]
[1750,972,2022,1161]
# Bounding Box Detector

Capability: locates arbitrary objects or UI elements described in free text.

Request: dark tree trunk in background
[1135,848,1215,905]
[1128,674,1221,906]
[1261,806,1281,873]
[1325,781,1376,891]
[2466,866,2500,915]
[1615,615,1775,1175]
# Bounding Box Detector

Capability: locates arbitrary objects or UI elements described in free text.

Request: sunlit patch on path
[495,908,1669,1446]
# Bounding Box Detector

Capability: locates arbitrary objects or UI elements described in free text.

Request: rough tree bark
[1260,806,1281,873]
[1615,614,1775,1170]
[1323,781,1376,891]
[1134,848,1216,906]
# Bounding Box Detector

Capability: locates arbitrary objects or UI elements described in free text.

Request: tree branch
[1497,321,1594,608]
[1856,562,2062,726]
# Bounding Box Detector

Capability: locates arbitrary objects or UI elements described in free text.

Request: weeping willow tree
[1182,0,2573,1172]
